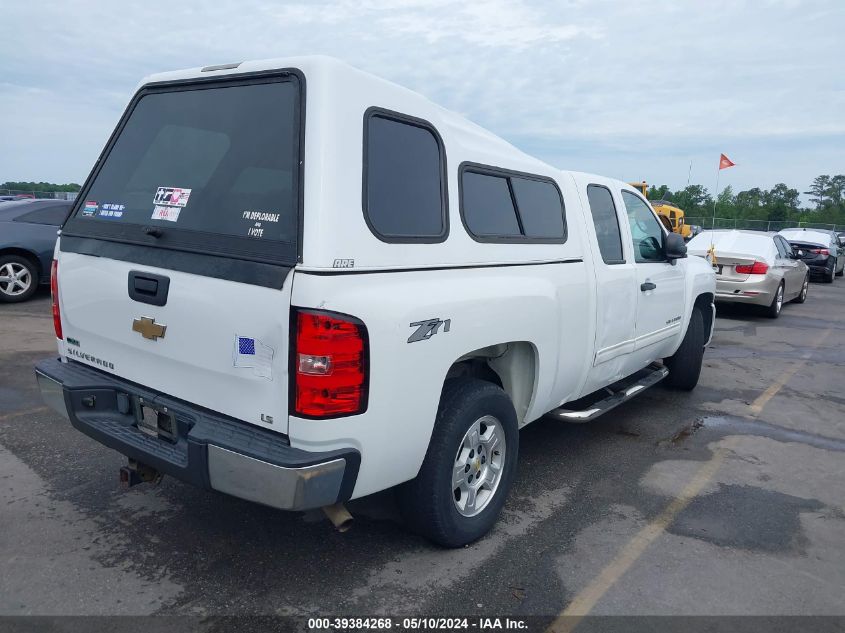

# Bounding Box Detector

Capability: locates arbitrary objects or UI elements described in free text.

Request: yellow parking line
[548,442,732,631]
[0,406,49,422]
[750,328,831,415]
[548,327,833,632]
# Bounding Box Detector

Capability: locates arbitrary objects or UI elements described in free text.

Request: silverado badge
[132,317,167,341]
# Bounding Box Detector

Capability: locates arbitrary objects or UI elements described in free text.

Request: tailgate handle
[128,271,170,307]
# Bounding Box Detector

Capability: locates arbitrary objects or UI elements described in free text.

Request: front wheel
[663,307,705,391]
[396,378,519,548]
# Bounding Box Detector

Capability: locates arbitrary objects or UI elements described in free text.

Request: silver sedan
[687,230,809,318]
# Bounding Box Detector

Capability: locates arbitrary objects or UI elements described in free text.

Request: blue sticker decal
[98,203,126,219]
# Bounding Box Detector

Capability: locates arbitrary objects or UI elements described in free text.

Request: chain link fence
[686,217,843,233]
[1,189,78,201]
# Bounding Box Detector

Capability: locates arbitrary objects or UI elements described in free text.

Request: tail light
[735,261,769,275]
[50,259,62,339]
[810,248,830,256]
[292,309,368,418]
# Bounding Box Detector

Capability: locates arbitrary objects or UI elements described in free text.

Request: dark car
[0,199,71,302]
[779,228,845,283]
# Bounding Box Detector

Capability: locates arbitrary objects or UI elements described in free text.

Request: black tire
[764,282,784,318]
[0,254,40,303]
[396,378,519,548]
[824,264,835,283]
[836,268,843,277]
[663,307,705,391]
[792,275,809,304]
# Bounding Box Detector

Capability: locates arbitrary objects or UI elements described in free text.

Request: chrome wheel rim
[0,262,31,297]
[801,278,808,301]
[452,415,506,517]
[775,285,783,313]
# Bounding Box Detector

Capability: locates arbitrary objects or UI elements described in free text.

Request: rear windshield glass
[68,77,300,260]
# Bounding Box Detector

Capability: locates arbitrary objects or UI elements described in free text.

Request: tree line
[646,175,845,226]
[1,181,82,194]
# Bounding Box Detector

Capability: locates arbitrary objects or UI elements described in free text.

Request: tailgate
[52,71,304,435]
[58,251,293,434]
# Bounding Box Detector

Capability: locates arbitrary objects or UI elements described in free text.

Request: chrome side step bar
[551,364,669,423]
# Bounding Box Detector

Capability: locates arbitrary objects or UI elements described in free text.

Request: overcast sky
[2,0,843,199]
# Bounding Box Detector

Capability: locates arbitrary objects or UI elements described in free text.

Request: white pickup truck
[36,56,715,547]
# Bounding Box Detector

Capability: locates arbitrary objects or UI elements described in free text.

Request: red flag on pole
[719,153,736,170]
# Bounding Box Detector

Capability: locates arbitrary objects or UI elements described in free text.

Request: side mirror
[664,232,687,261]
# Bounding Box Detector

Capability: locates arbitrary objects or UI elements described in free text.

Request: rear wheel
[824,264,835,283]
[792,275,809,303]
[0,255,39,303]
[397,378,518,548]
[764,282,784,318]
[663,307,705,391]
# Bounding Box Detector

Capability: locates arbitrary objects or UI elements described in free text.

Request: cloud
[1,0,843,196]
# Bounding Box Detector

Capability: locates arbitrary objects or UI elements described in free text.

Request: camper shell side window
[458,162,566,244]
[362,107,449,244]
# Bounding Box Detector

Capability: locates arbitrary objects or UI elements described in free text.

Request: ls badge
[132,317,167,341]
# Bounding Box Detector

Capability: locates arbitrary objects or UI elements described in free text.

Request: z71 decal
[407,318,451,343]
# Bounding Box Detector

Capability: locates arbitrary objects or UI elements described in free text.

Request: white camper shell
[36,57,715,546]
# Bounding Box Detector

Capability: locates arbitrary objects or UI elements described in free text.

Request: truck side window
[586,185,624,264]
[621,191,666,263]
[460,164,565,242]
[364,111,447,242]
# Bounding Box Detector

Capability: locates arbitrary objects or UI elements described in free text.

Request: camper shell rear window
[62,71,304,266]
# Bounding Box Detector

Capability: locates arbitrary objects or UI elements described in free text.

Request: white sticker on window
[151,205,181,222]
[153,186,192,207]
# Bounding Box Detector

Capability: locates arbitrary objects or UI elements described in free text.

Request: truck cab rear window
[460,165,565,242]
[363,111,447,242]
[64,76,301,263]
[586,185,624,264]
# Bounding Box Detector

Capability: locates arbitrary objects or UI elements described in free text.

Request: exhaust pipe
[322,503,353,532]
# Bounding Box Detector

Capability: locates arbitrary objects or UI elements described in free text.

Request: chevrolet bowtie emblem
[132,317,167,341]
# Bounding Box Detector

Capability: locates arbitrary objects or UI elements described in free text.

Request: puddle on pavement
[668,483,824,554]
[659,415,845,453]
[702,415,845,452]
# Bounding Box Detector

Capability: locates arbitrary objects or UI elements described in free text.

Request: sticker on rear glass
[233,335,274,380]
[82,201,98,216]
[151,205,181,222]
[153,186,191,207]
[242,210,279,239]
[98,203,125,219]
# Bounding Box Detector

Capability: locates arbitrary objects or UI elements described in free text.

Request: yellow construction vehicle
[628,182,692,239]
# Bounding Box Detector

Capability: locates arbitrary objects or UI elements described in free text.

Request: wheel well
[0,248,42,277]
[444,342,537,426]
[694,292,714,340]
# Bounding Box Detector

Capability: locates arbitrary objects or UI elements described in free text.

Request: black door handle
[640,282,656,292]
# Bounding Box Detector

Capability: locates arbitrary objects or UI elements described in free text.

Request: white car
[35,57,715,546]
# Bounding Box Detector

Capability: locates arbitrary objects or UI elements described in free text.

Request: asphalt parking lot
[1,285,844,624]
